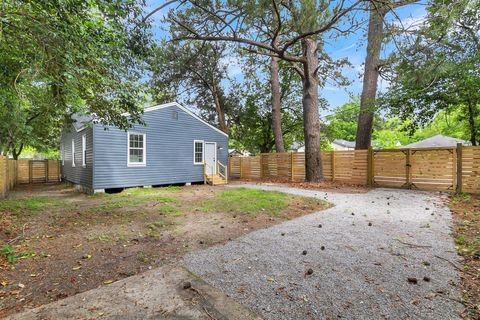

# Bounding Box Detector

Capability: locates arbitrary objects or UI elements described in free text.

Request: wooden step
[206,174,227,185]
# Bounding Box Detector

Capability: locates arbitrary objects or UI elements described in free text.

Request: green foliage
[0,0,152,157]
[381,0,480,145]
[1,245,35,263]
[149,40,240,131]
[325,98,476,149]
[200,188,288,215]
[229,58,304,154]
[0,196,66,215]
[325,101,361,142]
[1,245,17,263]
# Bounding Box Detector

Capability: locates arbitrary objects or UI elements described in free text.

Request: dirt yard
[0,183,328,317]
[449,193,480,319]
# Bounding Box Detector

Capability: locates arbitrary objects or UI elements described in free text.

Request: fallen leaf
[103,279,113,285]
[72,266,82,271]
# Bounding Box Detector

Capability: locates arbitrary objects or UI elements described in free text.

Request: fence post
[228,157,231,179]
[367,146,373,186]
[456,143,463,193]
[406,149,412,189]
[0,156,5,198]
[291,152,294,182]
[260,154,264,180]
[239,157,243,180]
[29,160,33,184]
[331,151,335,181]
[45,160,49,183]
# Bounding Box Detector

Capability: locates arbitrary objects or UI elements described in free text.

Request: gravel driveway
[184,184,463,319]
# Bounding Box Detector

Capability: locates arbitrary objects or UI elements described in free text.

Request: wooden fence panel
[0,156,6,198]
[8,160,17,189]
[241,156,261,180]
[411,149,455,191]
[292,152,305,181]
[229,156,241,179]
[262,153,292,180]
[229,146,480,193]
[373,150,407,188]
[47,160,61,182]
[321,151,333,180]
[334,150,368,185]
[462,146,480,193]
[31,160,47,183]
[17,160,30,184]
[0,157,19,198]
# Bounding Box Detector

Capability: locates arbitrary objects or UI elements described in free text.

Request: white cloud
[337,43,357,52]
[395,14,427,31]
[324,86,341,92]
[220,56,243,78]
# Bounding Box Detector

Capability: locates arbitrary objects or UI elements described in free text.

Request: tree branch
[143,0,179,22]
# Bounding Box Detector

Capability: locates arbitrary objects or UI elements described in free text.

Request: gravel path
[184,185,463,320]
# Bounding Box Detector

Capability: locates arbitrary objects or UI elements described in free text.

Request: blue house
[60,102,228,193]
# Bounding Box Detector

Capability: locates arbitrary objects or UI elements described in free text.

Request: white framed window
[193,140,204,165]
[71,139,76,167]
[128,132,146,166]
[82,134,87,167]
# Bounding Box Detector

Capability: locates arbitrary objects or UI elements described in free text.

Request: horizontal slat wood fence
[229,144,480,193]
[0,157,61,198]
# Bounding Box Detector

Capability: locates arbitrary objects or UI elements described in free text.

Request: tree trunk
[466,101,478,146]
[211,84,229,134]
[270,56,285,152]
[302,37,323,182]
[12,144,23,160]
[355,2,386,150]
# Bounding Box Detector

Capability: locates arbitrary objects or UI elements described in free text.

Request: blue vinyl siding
[60,127,93,188]
[92,104,228,189]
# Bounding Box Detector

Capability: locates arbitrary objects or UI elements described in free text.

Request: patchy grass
[0,196,66,215]
[200,187,327,216]
[200,188,289,215]
[0,184,329,318]
[449,193,480,319]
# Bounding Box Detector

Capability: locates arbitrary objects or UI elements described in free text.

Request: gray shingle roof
[402,135,466,148]
[71,113,93,131]
[332,139,356,148]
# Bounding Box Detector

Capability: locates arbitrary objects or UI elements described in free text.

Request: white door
[204,142,217,175]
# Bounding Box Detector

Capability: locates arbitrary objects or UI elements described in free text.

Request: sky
[144,1,428,116]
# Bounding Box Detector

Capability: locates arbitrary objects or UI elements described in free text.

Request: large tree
[0,0,151,157]
[230,64,304,154]
[151,0,361,181]
[149,41,239,133]
[355,0,418,150]
[381,0,480,145]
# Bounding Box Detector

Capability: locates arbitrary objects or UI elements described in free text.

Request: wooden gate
[373,148,456,191]
[17,160,61,184]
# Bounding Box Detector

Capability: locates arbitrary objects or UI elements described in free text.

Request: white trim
[204,142,217,175]
[78,102,229,137]
[81,134,87,167]
[122,102,228,137]
[71,139,76,167]
[193,140,204,165]
[127,131,146,167]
